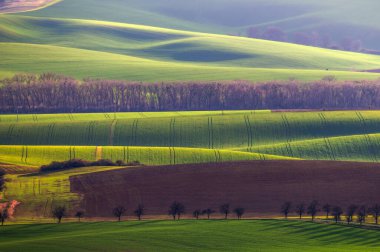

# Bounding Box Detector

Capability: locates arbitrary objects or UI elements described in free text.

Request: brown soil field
[70,160,380,217]
[0,0,57,14]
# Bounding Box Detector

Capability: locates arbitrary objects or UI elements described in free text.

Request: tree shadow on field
[258,220,380,247]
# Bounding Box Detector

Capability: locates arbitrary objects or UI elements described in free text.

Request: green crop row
[0,145,293,167]
[2,111,380,149]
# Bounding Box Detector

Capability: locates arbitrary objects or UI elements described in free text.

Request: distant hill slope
[1,15,380,81]
[0,0,60,14]
[25,0,380,51]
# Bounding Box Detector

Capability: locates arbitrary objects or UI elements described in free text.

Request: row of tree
[281,201,380,225]
[46,201,380,225]
[2,74,380,113]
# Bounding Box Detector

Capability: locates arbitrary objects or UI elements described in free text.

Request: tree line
[1,195,380,225]
[2,73,380,113]
[281,201,380,225]
[246,26,363,53]
[43,201,380,225]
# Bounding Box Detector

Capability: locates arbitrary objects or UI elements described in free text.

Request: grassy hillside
[1,110,380,148]
[1,14,380,81]
[4,42,378,81]
[249,134,380,162]
[0,145,289,167]
[2,15,380,70]
[4,166,124,217]
[24,0,380,50]
[1,110,380,164]
[0,220,380,251]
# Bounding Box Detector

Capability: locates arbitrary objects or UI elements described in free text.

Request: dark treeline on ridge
[1,74,380,113]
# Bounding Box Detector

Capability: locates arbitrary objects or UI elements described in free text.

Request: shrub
[40,159,141,173]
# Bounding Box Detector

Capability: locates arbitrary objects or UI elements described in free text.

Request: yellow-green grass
[0,145,293,167]
[2,110,380,164]
[1,42,379,82]
[0,110,270,123]
[24,0,380,40]
[1,14,380,81]
[247,133,380,163]
[1,220,380,251]
[3,166,128,217]
[2,110,380,150]
[2,15,380,71]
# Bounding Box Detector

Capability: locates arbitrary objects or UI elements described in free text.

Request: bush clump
[40,159,141,173]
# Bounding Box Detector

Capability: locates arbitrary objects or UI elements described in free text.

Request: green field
[0,220,379,252]
[4,166,125,216]
[24,0,380,51]
[1,4,380,81]
[1,110,380,166]
[0,146,290,167]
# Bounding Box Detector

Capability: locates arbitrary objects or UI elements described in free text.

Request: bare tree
[168,201,185,220]
[307,201,319,221]
[0,206,8,226]
[295,203,305,219]
[134,204,145,221]
[346,205,357,224]
[52,206,66,224]
[322,204,331,219]
[281,202,292,219]
[0,169,5,193]
[193,209,201,220]
[357,206,367,225]
[202,208,215,220]
[332,206,343,224]
[233,207,245,220]
[113,206,126,222]
[75,211,84,222]
[369,204,380,225]
[220,204,230,219]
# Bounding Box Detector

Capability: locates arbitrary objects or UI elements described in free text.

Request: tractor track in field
[109,119,117,146]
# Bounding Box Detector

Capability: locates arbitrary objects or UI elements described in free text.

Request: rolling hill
[24,0,380,51]
[2,110,380,166]
[1,5,380,81]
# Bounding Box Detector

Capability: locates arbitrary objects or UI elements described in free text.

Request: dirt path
[0,0,59,14]
[95,146,103,161]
